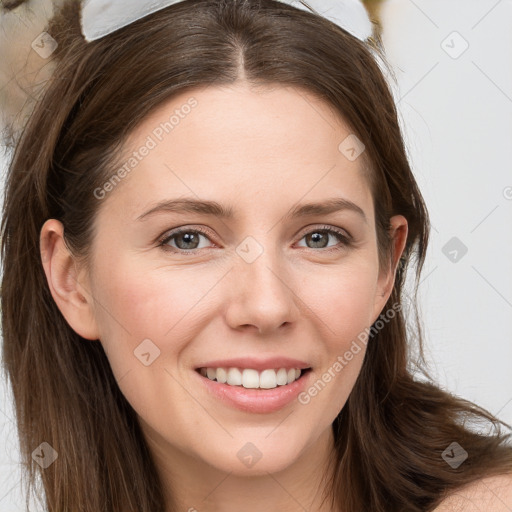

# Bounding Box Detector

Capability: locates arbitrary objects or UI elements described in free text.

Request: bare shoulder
[433,472,512,511]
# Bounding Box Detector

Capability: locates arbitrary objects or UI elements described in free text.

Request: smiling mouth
[195,367,312,389]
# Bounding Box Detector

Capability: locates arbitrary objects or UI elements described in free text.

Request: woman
[1,1,511,510]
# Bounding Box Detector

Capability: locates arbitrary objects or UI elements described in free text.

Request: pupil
[179,232,198,249]
[309,231,327,248]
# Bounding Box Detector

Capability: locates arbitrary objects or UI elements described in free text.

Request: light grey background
[380,0,512,428]
[1,0,511,509]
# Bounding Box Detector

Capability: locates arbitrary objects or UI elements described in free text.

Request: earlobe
[373,215,408,315]
[40,219,100,341]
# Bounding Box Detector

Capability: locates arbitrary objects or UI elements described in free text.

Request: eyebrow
[136,197,367,224]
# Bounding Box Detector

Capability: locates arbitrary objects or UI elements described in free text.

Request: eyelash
[157,225,352,255]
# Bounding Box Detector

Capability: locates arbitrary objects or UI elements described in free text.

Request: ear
[39,219,100,340]
[372,215,408,321]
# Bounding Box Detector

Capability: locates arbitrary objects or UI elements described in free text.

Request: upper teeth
[199,367,303,389]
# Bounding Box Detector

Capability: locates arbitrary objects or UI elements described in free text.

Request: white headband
[80,0,373,43]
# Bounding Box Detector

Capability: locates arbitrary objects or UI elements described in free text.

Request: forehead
[99,82,374,221]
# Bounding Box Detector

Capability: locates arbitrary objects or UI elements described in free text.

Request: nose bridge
[225,232,299,332]
[236,232,290,297]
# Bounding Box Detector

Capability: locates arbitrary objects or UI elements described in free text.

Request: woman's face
[42,82,407,478]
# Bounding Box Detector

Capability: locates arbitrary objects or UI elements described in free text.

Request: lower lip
[194,369,312,414]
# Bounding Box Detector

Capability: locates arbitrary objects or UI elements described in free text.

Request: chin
[195,429,313,476]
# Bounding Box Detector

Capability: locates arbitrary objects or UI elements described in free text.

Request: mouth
[195,366,313,390]
[194,366,314,414]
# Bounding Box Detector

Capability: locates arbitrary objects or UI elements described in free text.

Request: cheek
[295,257,378,413]
[300,257,379,344]
[87,256,220,431]
[88,254,225,374]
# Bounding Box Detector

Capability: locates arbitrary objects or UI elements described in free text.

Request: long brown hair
[2,1,511,510]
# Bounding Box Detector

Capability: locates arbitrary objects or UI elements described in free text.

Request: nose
[224,245,300,335]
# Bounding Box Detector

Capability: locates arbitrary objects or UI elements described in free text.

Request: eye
[158,224,352,254]
[296,225,352,252]
[159,227,214,253]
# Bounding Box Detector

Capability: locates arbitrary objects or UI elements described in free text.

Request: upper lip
[195,357,311,372]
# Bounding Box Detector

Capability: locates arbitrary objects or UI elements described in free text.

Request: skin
[40,82,409,511]
[433,474,512,511]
